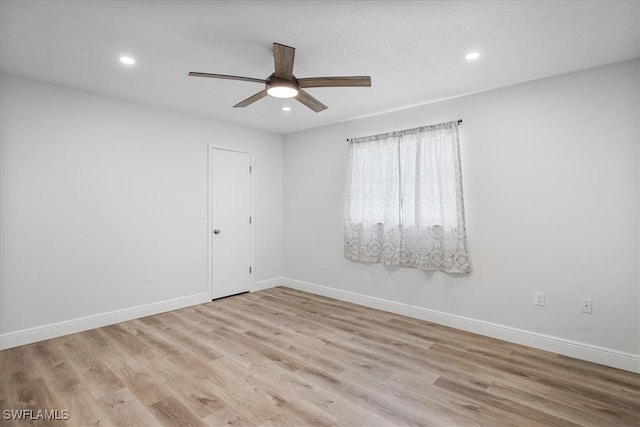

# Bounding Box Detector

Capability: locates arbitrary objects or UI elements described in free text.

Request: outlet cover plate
[534,291,545,306]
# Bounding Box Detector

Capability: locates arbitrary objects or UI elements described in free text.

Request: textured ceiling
[1,0,638,134]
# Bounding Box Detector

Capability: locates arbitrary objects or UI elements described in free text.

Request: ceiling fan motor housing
[266,74,300,98]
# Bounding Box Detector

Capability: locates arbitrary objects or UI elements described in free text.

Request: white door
[210,148,252,299]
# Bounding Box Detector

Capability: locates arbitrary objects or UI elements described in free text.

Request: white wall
[0,73,283,338]
[283,60,639,357]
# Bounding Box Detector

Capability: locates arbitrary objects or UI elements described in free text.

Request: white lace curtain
[344,120,470,273]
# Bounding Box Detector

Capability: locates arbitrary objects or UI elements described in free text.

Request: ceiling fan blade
[298,76,372,88]
[233,90,268,108]
[189,72,266,84]
[296,89,328,112]
[273,43,295,80]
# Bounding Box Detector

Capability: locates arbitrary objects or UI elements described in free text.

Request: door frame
[207,142,254,300]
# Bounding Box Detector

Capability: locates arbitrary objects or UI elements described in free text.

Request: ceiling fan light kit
[266,76,299,98]
[189,42,371,112]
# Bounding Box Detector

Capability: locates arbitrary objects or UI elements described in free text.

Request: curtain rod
[346,119,462,142]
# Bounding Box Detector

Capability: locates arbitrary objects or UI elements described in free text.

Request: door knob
[213,229,221,234]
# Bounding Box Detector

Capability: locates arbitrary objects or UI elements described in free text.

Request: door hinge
[249,266,252,274]
[249,166,252,173]
[249,216,252,224]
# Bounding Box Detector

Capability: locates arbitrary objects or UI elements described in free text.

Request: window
[344,120,470,273]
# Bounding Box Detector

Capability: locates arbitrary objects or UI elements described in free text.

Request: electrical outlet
[534,291,545,306]
[581,298,592,314]
[320,260,327,270]
[145,270,153,282]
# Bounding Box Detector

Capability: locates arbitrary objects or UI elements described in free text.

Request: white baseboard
[252,277,284,292]
[282,278,640,373]
[0,292,210,350]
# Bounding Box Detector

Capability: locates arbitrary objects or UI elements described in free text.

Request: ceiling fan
[189,42,371,112]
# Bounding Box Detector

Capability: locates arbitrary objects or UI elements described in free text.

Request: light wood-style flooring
[1,286,638,426]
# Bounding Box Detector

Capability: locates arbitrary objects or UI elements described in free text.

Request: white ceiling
[1,1,638,134]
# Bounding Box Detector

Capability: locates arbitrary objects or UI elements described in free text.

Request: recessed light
[282,106,291,112]
[465,52,480,60]
[119,56,136,65]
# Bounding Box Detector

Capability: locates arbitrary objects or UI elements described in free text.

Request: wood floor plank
[47,382,109,427]
[210,357,336,427]
[161,325,225,362]
[129,319,186,357]
[99,387,162,426]
[1,286,638,426]
[101,323,152,357]
[201,357,297,426]
[431,342,640,414]
[82,362,128,399]
[28,340,66,369]
[203,406,257,427]
[248,360,391,427]
[149,395,207,427]
[466,344,640,402]
[487,381,635,426]
[255,292,442,351]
